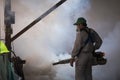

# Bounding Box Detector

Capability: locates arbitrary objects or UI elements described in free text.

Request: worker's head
[74,17,87,29]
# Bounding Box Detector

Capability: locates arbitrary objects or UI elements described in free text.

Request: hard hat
[0,41,9,54]
[74,17,87,25]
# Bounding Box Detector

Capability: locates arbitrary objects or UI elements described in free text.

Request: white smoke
[86,0,120,80]
[1,0,120,80]
[10,0,90,80]
[92,22,120,80]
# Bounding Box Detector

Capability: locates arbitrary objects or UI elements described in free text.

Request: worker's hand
[70,58,75,67]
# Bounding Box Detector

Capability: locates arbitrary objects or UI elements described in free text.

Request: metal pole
[4,0,12,60]
[4,0,15,59]
[11,0,67,42]
[4,0,15,79]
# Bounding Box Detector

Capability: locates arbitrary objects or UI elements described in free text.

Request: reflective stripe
[0,41,9,54]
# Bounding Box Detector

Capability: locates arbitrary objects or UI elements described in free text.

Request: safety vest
[0,41,9,54]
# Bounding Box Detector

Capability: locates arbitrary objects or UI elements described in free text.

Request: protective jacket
[0,41,9,54]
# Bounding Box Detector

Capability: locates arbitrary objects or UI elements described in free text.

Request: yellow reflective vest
[0,41,9,54]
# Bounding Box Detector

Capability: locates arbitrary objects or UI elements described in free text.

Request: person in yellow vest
[0,41,9,80]
[0,41,9,54]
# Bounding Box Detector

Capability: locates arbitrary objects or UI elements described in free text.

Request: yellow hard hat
[0,41,9,54]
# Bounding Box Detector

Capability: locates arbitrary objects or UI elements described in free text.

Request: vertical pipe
[4,0,12,61]
[4,0,15,80]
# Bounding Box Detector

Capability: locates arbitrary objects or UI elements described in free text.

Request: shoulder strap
[76,28,91,57]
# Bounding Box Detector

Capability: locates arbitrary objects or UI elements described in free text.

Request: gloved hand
[70,58,75,67]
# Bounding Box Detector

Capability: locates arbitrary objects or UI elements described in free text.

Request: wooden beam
[11,0,67,42]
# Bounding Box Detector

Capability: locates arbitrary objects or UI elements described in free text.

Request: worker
[70,17,102,80]
[0,41,9,80]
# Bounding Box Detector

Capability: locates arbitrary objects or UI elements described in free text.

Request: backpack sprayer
[53,51,107,66]
[92,51,107,65]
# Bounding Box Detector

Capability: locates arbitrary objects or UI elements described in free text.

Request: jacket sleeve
[92,29,103,50]
[71,32,83,58]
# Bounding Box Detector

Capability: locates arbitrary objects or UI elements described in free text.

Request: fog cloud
[0,0,120,80]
